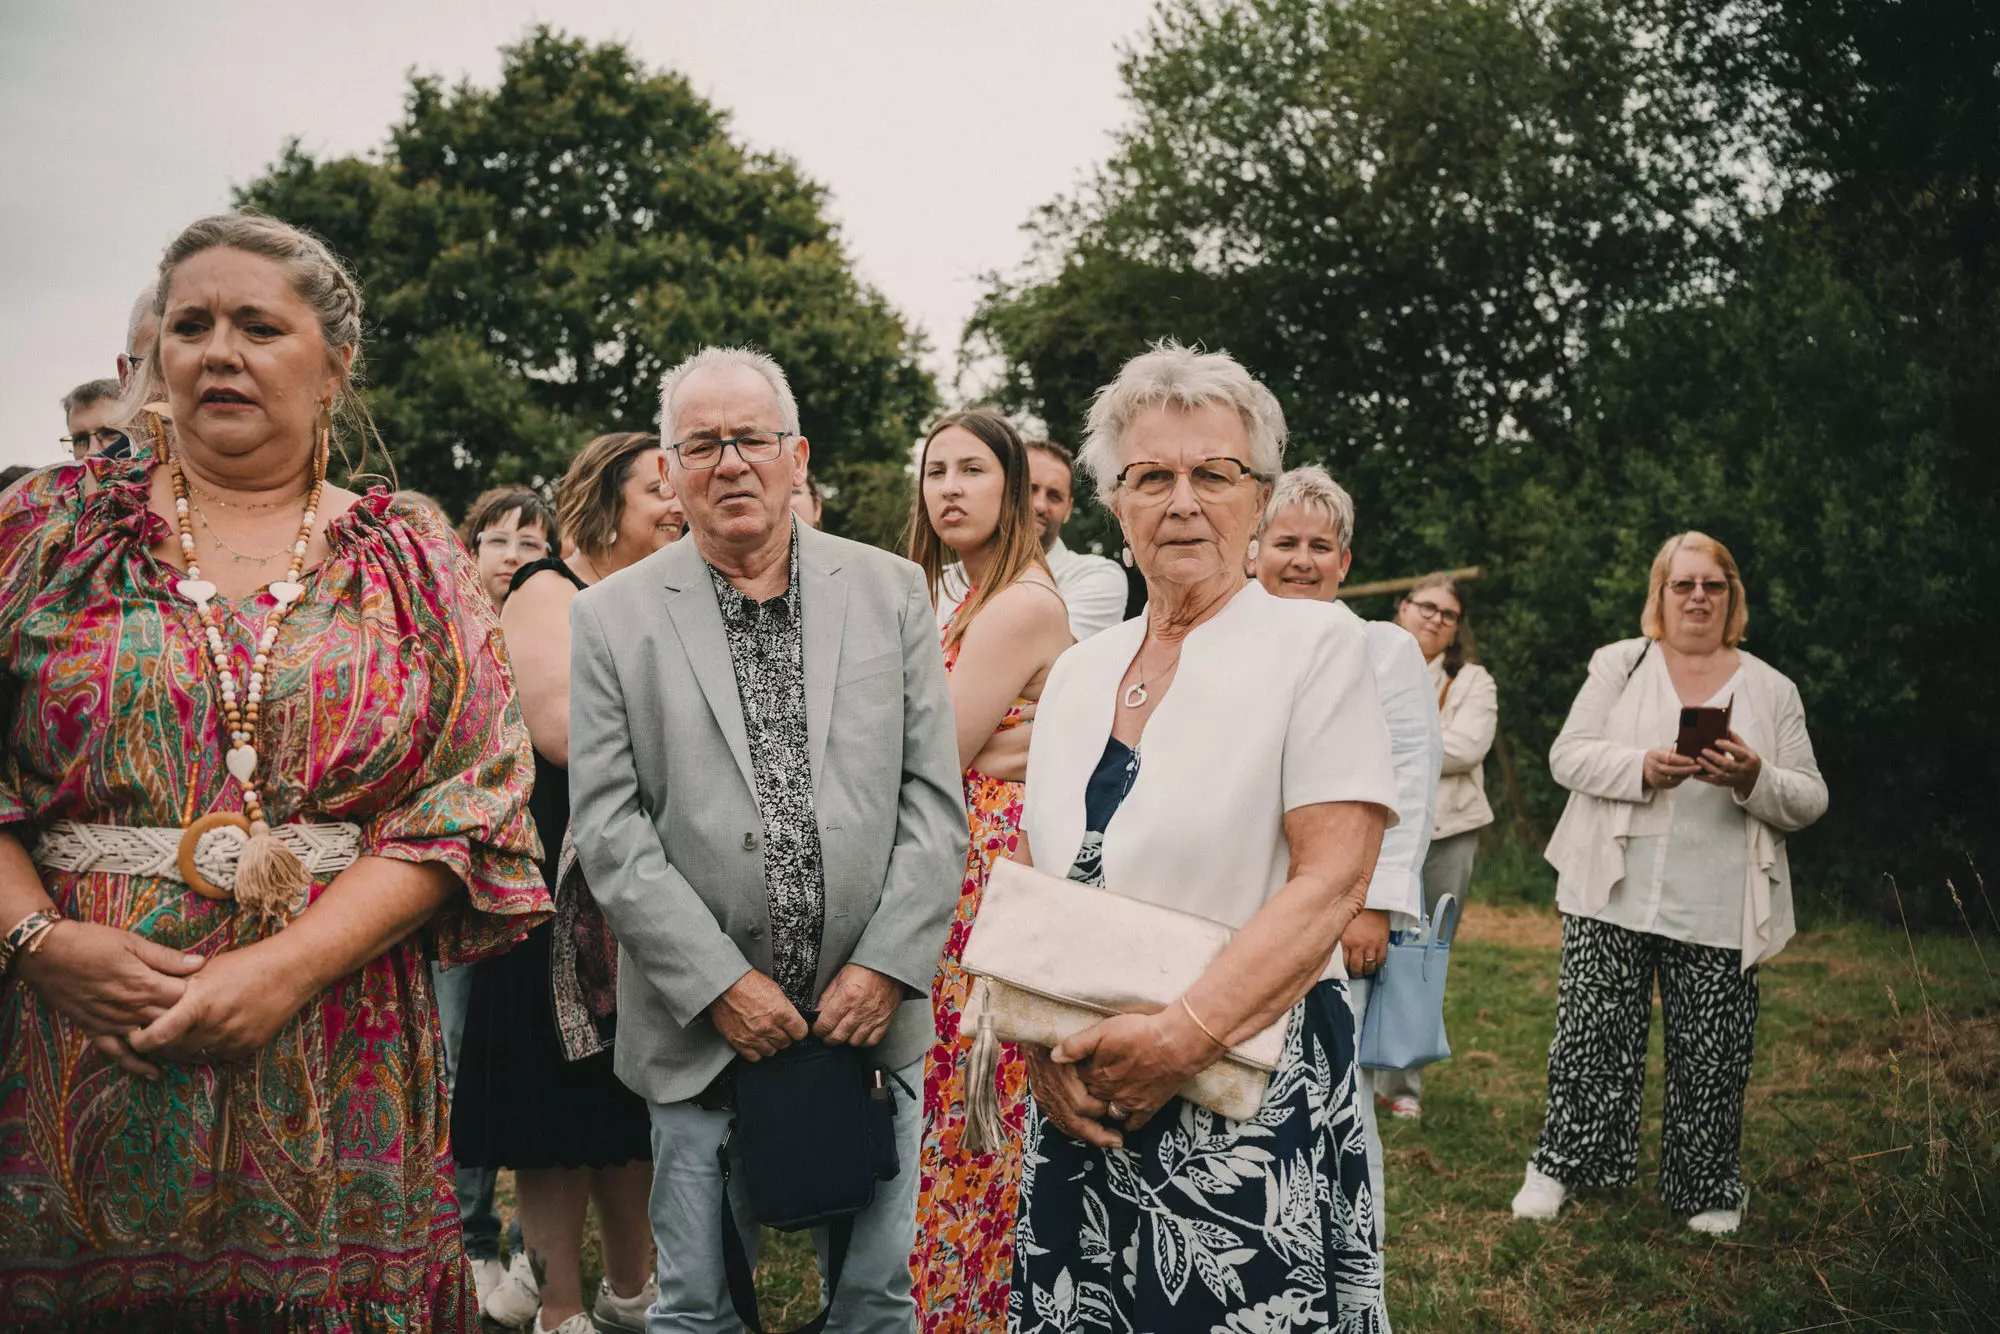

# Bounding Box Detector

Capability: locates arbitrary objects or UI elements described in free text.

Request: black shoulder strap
[1623,638,1654,685]
[718,1124,851,1334]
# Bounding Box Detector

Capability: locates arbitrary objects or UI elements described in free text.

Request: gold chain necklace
[185,475,310,512]
[169,438,325,924]
[191,504,295,564]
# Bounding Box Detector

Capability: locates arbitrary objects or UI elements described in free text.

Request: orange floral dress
[910,596,1033,1334]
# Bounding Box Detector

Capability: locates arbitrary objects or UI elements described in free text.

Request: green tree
[973,0,2000,911]
[239,28,933,546]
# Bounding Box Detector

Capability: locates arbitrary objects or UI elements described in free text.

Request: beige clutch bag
[957,856,1286,1142]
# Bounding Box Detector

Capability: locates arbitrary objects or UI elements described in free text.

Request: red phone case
[1674,696,1733,759]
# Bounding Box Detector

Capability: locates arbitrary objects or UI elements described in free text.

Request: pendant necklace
[1123,638,1179,708]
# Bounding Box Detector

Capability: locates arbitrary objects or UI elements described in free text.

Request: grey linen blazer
[568,522,968,1104]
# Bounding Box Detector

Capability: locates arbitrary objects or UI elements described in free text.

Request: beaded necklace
[167,428,326,923]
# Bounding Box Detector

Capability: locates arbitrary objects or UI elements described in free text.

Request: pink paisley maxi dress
[0,456,548,1332]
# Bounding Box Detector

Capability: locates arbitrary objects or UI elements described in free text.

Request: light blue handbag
[1358,893,1460,1072]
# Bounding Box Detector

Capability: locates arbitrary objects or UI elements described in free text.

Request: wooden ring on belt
[178,812,252,900]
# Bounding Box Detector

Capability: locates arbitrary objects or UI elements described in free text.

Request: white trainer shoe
[484,1251,541,1328]
[1511,1164,1568,1220]
[471,1256,508,1308]
[1688,1207,1742,1234]
[535,1314,594,1334]
[592,1274,658,1332]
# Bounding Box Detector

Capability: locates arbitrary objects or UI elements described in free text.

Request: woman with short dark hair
[452,433,678,1333]
[461,485,561,612]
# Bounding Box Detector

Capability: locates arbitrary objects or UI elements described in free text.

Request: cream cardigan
[1543,637,1829,969]
[1022,581,1399,978]
[1432,657,1497,840]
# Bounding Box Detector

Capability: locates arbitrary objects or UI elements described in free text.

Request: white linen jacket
[1543,637,1829,969]
[1022,582,1399,980]
[1432,657,1497,840]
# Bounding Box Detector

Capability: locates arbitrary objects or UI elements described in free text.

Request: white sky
[0,0,1156,469]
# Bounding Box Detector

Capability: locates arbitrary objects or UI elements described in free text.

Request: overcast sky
[0,1,1156,470]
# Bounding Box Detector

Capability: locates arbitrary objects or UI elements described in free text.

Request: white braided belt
[32,819,364,893]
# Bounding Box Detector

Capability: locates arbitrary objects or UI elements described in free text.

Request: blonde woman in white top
[1376,571,1497,1119]
[1513,532,1828,1236]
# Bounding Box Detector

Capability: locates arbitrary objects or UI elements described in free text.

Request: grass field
[500,872,1999,1332]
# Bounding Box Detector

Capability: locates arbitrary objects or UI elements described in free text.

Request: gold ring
[178,813,252,900]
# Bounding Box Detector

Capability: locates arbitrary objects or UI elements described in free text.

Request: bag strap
[718,1122,852,1334]
[1623,638,1654,685]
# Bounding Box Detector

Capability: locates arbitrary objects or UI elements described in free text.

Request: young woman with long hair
[906,410,1072,1332]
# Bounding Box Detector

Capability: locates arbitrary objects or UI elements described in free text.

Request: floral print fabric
[911,596,1034,1333]
[0,456,547,1332]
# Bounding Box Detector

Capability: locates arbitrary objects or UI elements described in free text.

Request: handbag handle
[1422,893,1460,981]
[718,1123,851,1334]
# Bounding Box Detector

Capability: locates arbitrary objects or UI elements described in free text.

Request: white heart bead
[226,746,258,782]
[268,581,305,606]
[177,579,217,606]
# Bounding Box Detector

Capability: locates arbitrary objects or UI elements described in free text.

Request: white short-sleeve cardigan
[1022,581,1400,976]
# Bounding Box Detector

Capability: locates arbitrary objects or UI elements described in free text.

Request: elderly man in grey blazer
[569,345,967,1333]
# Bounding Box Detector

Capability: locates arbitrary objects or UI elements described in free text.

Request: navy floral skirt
[1010,979,1388,1333]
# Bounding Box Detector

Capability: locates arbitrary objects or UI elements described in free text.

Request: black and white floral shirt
[708,523,826,1011]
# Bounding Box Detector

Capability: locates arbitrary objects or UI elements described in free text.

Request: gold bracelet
[1,910,62,976]
[1179,995,1227,1050]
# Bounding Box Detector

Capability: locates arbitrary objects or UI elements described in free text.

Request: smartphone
[1675,697,1733,760]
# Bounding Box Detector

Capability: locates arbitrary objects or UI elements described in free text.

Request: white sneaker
[471,1256,507,1308]
[1688,1207,1742,1235]
[1511,1164,1568,1220]
[484,1251,541,1328]
[534,1314,594,1334]
[1388,1094,1422,1120]
[592,1274,658,1332]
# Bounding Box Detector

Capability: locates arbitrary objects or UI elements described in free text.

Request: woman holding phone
[1514,532,1827,1236]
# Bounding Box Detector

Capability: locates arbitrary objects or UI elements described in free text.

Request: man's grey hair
[62,378,122,415]
[1259,464,1356,552]
[127,280,160,356]
[1078,340,1286,506]
[657,346,801,440]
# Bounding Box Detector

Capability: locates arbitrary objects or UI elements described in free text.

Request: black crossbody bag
[717,1020,911,1334]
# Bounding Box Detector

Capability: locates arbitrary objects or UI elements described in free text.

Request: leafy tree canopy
[973,0,2000,912]
[239,27,933,543]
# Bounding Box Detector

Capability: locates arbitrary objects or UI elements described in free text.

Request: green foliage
[237,28,935,527]
[972,0,2000,914]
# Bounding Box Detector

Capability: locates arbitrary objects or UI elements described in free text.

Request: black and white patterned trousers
[1529,914,1759,1216]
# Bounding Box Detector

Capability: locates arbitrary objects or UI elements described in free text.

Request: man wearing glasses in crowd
[60,379,127,461]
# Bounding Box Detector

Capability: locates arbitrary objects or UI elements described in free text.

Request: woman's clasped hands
[1027,1003,1222,1148]
[13,921,206,1079]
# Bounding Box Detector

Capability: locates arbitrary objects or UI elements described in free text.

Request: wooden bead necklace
[168,439,324,921]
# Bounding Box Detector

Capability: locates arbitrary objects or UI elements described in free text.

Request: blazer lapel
[662,542,757,798]
[798,526,847,789]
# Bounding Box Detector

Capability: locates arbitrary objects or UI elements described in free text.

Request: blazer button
[748,924,764,940]
[742,831,758,851]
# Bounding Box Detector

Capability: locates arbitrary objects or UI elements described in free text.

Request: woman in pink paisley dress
[905,410,1072,1332]
[0,213,547,1332]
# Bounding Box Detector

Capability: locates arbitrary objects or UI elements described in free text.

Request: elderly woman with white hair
[1252,465,1440,1244]
[1010,343,1397,1332]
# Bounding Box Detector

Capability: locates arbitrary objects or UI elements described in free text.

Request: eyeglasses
[1406,597,1461,627]
[669,432,794,470]
[475,531,551,559]
[1667,578,1730,599]
[62,428,127,457]
[1114,457,1258,503]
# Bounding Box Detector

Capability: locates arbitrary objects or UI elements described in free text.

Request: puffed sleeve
[0,465,82,828]
[353,502,549,963]
[1282,615,1399,822]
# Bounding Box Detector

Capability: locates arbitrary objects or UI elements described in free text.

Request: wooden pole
[1334,565,1484,601]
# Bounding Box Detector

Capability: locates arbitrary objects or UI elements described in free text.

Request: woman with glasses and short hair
[461,486,561,613]
[452,434,679,1333]
[1512,531,1827,1237]
[1010,343,1396,1331]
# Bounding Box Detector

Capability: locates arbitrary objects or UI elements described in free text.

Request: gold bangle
[1179,995,1227,1051]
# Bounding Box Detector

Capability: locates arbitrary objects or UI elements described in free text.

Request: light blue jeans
[1347,975,1387,1245]
[644,1056,924,1334]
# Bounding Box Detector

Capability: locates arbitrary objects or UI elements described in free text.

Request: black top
[1067,735,1141,888]
[509,556,589,869]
